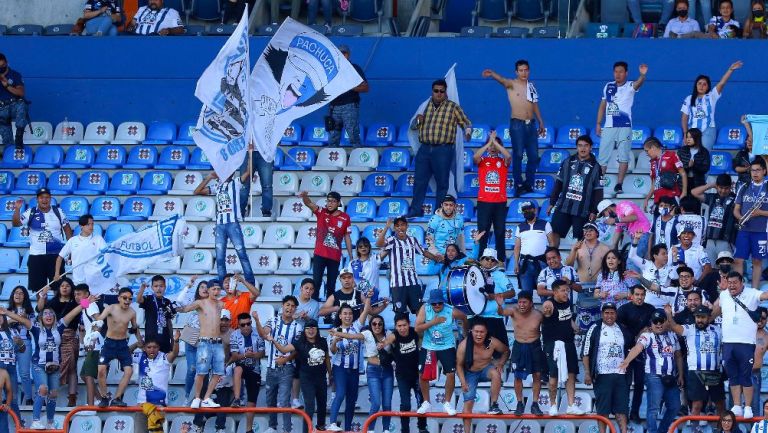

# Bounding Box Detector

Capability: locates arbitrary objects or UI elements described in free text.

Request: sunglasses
[431,302,444,307]
[371,322,384,327]
[239,322,252,328]
[432,89,446,94]
[42,311,55,317]
[651,320,665,325]
[120,296,133,301]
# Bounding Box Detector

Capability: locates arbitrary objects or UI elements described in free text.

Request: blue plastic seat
[465,124,491,148]
[280,124,303,145]
[106,171,141,195]
[138,171,172,195]
[394,124,411,147]
[709,152,733,175]
[4,226,30,247]
[74,223,103,238]
[12,171,46,194]
[506,199,527,223]
[346,198,377,222]
[104,223,136,243]
[554,125,588,148]
[538,150,570,173]
[90,197,121,220]
[28,145,64,169]
[60,197,90,219]
[631,126,651,149]
[585,22,620,38]
[715,125,746,150]
[92,145,127,169]
[459,173,480,198]
[124,145,159,169]
[156,146,190,169]
[47,170,78,194]
[523,175,554,198]
[538,202,550,221]
[359,173,394,197]
[61,145,95,169]
[654,125,682,149]
[0,223,6,246]
[0,197,24,220]
[0,171,14,194]
[462,150,476,172]
[143,121,177,145]
[374,198,409,222]
[174,121,197,145]
[299,125,329,146]
[74,171,109,195]
[117,197,153,221]
[187,148,213,170]
[506,175,516,198]
[0,249,20,273]
[391,174,415,197]
[538,126,555,147]
[365,123,396,147]
[282,147,317,171]
[362,224,389,244]
[272,149,285,170]
[456,198,475,221]
[515,0,545,20]
[378,149,410,171]
[463,224,479,250]
[340,126,366,147]
[1,146,32,169]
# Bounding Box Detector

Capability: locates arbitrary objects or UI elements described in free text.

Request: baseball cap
[651,309,667,323]
[304,318,319,328]
[597,199,614,214]
[601,302,617,312]
[338,44,350,54]
[427,289,444,304]
[679,225,696,236]
[339,267,353,277]
[220,310,231,320]
[520,201,536,210]
[36,187,51,197]
[442,194,456,203]
[716,251,734,264]
[583,222,599,232]
[693,306,711,316]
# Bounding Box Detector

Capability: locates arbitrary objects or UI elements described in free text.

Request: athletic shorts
[723,342,755,387]
[511,341,546,376]
[734,231,768,260]
[543,340,579,376]
[593,373,630,415]
[597,127,632,166]
[99,338,132,369]
[686,370,725,403]
[419,347,457,374]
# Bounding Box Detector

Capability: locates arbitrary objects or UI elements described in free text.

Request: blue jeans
[330,365,360,431]
[510,118,539,189]
[366,364,394,430]
[31,364,60,423]
[328,103,361,146]
[701,127,716,152]
[214,222,255,285]
[410,144,455,217]
[16,336,32,403]
[0,362,20,433]
[308,0,332,25]
[84,16,118,36]
[185,344,198,400]
[518,258,544,293]
[239,151,274,216]
[0,99,28,145]
[627,0,676,23]
[645,373,681,433]
[266,365,295,432]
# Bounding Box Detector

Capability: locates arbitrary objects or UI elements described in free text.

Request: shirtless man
[0,364,14,433]
[752,308,768,416]
[482,60,546,195]
[94,287,143,408]
[496,291,545,415]
[456,320,509,432]
[565,223,610,285]
[178,281,226,409]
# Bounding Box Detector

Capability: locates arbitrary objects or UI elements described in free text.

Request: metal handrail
[668,415,763,433]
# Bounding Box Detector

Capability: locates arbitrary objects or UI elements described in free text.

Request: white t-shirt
[132,6,183,35]
[19,207,69,255]
[720,287,761,344]
[596,324,626,375]
[59,233,107,284]
[136,351,171,405]
[602,81,636,128]
[515,220,552,257]
[681,88,721,131]
[664,17,701,37]
[82,302,104,352]
[628,251,674,308]
[362,330,379,358]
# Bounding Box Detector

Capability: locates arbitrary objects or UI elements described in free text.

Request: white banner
[249,17,363,163]
[192,6,251,181]
[84,215,187,296]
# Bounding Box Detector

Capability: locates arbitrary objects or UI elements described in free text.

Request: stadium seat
[238,223,263,248]
[496,26,529,37]
[374,198,409,222]
[0,248,20,273]
[623,22,656,37]
[206,24,237,35]
[460,25,493,37]
[113,121,146,144]
[378,148,410,171]
[169,171,205,195]
[187,148,213,170]
[0,197,23,220]
[259,276,293,301]
[138,171,172,195]
[279,123,302,145]
[391,173,415,198]
[143,121,177,144]
[220,249,245,274]
[60,145,95,169]
[347,198,377,222]
[523,175,554,198]
[313,148,347,171]
[462,150,477,173]
[184,197,215,221]
[102,413,134,433]
[21,122,52,145]
[585,22,620,38]
[181,223,199,247]
[654,125,683,149]
[28,145,64,169]
[0,171,13,194]
[514,0,545,20]
[12,170,46,194]
[273,172,299,196]
[300,124,329,146]
[104,223,136,242]
[359,172,394,197]
[465,124,490,148]
[283,147,317,170]
[124,145,159,169]
[537,150,569,173]
[4,226,29,248]
[535,126,555,148]
[249,250,279,274]
[90,196,121,220]
[178,249,214,274]
[361,224,389,244]
[459,173,480,198]
[49,120,84,145]
[406,225,425,245]
[69,415,101,433]
[7,24,43,35]
[196,224,216,248]
[192,0,221,20]
[506,199,529,223]
[80,121,115,145]
[261,224,296,248]
[710,151,733,175]
[631,125,651,148]
[615,174,651,199]
[634,151,650,174]
[606,149,636,173]
[60,197,89,218]
[455,198,475,221]
[92,145,127,169]
[174,121,196,145]
[394,123,411,147]
[149,197,184,221]
[74,170,109,195]
[156,146,190,169]
[555,125,587,148]
[278,250,312,274]
[255,24,278,36]
[299,173,331,196]
[531,26,559,37]
[273,148,285,169]
[47,170,77,194]
[293,224,317,248]
[332,172,363,196]
[347,148,379,171]
[276,197,312,222]
[715,125,747,150]
[365,123,396,146]
[1,146,32,168]
[106,170,140,195]
[331,24,364,36]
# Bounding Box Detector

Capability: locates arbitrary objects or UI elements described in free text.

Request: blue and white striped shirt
[329,321,363,369]
[681,324,721,371]
[132,6,183,35]
[638,331,680,376]
[0,329,19,364]
[213,177,242,224]
[30,321,66,366]
[265,316,302,369]
[681,88,721,131]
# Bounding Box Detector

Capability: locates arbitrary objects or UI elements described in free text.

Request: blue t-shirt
[427,212,464,254]
[422,304,455,351]
[479,268,511,319]
[0,69,23,102]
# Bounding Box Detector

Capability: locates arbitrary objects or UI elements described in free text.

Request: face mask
[677,9,688,17]
[754,10,765,17]
[523,211,536,221]
[659,207,670,216]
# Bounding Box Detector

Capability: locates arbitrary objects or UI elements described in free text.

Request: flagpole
[248,142,254,218]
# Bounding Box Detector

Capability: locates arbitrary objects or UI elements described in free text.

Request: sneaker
[326,423,343,432]
[443,401,457,416]
[731,405,743,417]
[744,406,754,419]
[416,401,431,414]
[514,401,525,416]
[292,398,303,409]
[487,403,502,415]
[566,404,585,415]
[263,428,277,433]
[530,402,544,416]
[98,397,110,408]
[262,210,272,218]
[190,398,202,409]
[548,405,558,416]
[201,398,221,408]
[231,400,241,408]
[30,420,45,430]
[110,397,127,407]
[614,183,623,194]
[47,423,56,430]
[517,184,533,196]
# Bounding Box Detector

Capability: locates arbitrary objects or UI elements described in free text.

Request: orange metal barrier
[362,412,617,433]
[669,415,762,433]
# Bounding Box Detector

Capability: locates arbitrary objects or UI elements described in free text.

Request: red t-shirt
[651,150,683,204]
[314,208,351,261]
[478,156,508,203]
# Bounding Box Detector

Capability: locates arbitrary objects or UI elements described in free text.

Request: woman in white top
[362,314,394,433]
[351,237,382,300]
[594,249,634,307]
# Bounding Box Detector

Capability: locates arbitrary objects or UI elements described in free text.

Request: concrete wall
[1,36,766,130]
[1,0,85,27]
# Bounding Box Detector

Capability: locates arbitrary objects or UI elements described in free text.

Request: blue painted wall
[2,37,765,131]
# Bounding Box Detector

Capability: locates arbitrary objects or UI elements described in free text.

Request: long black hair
[688,75,712,117]
[600,249,627,280]
[7,285,34,316]
[441,243,467,274]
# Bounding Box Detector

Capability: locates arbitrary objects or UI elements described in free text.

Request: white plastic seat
[203,417,236,433]
[22,121,53,144]
[273,172,299,196]
[241,223,263,248]
[243,197,278,222]
[476,420,508,433]
[169,171,205,195]
[149,197,185,221]
[293,223,317,248]
[80,121,116,145]
[170,361,187,385]
[524,389,555,415]
[601,174,619,198]
[440,418,467,433]
[606,149,636,174]
[259,276,293,301]
[182,222,199,248]
[184,197,215,221]
[69,415,102,433]
[260,223,296,248]
[299,172,331,196]
[197,223,216,248]
[250,302,276,322]
[179,249,214,274]
[634,150,651,174]
[346,148,379,171]
[146,256,181,274]
[332,172,363,196]
[509,420,541,433]
[168,416,195,433]
[276,197,312,222]
[617,174,651,199]
[577,420,601,433]
[312,147,347,171]
[248,249,279,274]
[49,120,84,145]
[113,121,146,144]
[278,250,311,275]
[105,360,124,384]
[543,421,575,433]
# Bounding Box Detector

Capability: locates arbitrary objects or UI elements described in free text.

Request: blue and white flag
[249,17,363,163]
[747,114,768,155]
[83,215,187,295]
[192,6,251,181]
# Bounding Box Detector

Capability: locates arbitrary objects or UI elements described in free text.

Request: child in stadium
[135,330,180,407]
[137,275,176,354]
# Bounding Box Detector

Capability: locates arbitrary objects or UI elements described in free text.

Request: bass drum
[445,265,487,315]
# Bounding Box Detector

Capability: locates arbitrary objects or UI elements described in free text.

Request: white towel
[553,340,568,385]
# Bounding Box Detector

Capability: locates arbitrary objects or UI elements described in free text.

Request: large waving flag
[747,114,768,155]
[192,6,251,181]
[249,17,363,163]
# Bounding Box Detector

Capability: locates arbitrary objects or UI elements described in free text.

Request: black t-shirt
[698,272,721,304]
[140,295,175,352]
[332,289,364,322]
[45,297,79,331]
[542,298,575,342]
[330,64,366,106]
[616,302,657,340]
[391,327,419,379]
[294,336,329,379]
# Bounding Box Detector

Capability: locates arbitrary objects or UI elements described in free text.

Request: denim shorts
[196,339,225,376]
[462,364,493,402]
